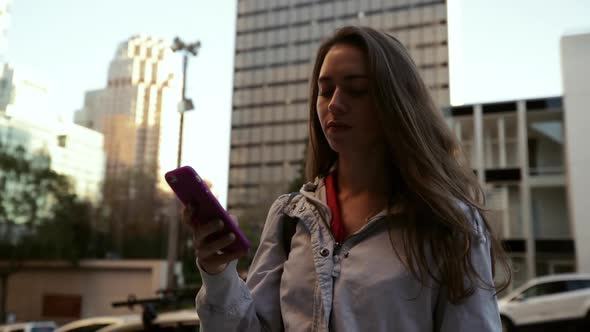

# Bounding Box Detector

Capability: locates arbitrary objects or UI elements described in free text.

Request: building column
[517,100,535,279]
[498,186,510,239]
[497,117,510,238]
[498,117,507,168]
[474,105,485,184]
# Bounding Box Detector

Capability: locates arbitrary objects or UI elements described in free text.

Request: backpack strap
[281,192,300,256]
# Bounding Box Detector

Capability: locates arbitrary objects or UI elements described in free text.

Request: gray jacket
[196,177,502,331]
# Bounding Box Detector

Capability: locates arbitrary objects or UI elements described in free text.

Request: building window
[527,113,564,175]
[57,134,67,148]
[249,166,261,183]
[271,145,284,162]
[262,144,272,161]
[250,146,261,162]
[262,125,273,141]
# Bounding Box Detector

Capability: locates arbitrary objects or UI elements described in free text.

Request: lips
[326,120,352,130]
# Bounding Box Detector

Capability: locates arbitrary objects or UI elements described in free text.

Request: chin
[326,138,348,154]
[328,138,378,155]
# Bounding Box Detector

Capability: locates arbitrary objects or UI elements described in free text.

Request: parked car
[95,310,199,332]
[499,273,590,331]
[55,315,137,332]
[0,322,56,332]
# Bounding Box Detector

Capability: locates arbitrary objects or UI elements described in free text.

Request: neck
[336,145,391,199]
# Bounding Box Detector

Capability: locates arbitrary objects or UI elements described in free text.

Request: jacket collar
[297,169,405,226]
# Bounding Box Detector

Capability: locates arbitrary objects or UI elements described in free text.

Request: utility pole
[166,37,201,289]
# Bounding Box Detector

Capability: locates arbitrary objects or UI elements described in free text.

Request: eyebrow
[318,74,368,83]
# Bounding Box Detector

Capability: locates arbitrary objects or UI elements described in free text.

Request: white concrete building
[0,112,105,205]
[0,61,105,205]
[0,63,49,117]
[445,31,590,288]
[75,35,182,194]
[561,32,590,274]
[447,97,570,288]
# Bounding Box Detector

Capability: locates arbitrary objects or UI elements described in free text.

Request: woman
[186,26,510,331]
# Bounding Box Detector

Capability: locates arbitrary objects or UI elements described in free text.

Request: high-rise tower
[228,0,449,223]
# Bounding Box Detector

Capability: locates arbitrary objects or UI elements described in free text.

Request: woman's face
[316,43,382,155]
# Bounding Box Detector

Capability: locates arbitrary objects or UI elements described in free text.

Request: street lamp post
[166,37,201,289]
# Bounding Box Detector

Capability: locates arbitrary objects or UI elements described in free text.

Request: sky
[5,0,590,206]
[448,0,590,105]
[6,0,237,206]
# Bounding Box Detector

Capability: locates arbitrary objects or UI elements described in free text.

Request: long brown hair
[306,26,511,303]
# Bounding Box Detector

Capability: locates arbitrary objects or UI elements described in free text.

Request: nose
[328,88,346,114]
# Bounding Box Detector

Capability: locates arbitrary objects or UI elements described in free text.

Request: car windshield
[566,279,590,291]
[32,327,55,332]
[521,280,568,299]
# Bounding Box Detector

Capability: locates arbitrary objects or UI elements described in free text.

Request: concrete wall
[3,260,170,324]
[561,32,590,273]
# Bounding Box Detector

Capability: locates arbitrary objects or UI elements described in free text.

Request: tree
[0,145,60,231]
[101,167,170,259]
[0,143,95,322]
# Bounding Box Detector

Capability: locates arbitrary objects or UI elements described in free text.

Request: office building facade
[75,35,182,195]
[229,0,449,222]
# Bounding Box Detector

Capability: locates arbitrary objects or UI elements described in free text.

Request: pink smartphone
[164,165,250,253]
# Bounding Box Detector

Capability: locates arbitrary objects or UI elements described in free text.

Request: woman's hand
[182,205,248,275]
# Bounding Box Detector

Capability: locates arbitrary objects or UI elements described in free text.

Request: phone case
[164,166,250,253]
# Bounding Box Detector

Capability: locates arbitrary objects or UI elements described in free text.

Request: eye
[349,88,368,96]
[318,89,334,98]
[347,83,369,96]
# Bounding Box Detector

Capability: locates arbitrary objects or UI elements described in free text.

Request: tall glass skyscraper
[228,0,449,222]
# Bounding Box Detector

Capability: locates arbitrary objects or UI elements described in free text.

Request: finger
[183,205,202,230]
[194,219,225,244]
[181,205,192,225]
[199,249,248,267]
[197,232,237,258]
